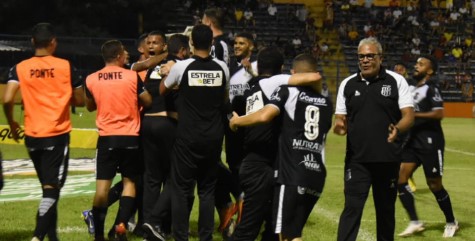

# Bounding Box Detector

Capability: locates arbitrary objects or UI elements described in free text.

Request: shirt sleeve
[429,85,444,110]
[397,75,414,109]
[267,85,289,111]
[163,62,182,89]
[335,78,350,115]
[260,74,291,99]
[6,65,19,83]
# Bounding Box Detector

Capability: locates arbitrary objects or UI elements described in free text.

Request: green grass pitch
[0,107,474,241]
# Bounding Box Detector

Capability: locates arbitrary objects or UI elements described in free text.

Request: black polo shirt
[335,67,413,163]
[164,55,229,142]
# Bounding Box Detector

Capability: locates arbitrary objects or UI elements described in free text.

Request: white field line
[314,206,376,241]
[445,147,475,157]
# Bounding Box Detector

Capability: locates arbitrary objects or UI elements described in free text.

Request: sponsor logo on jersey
[188,71,223,86]
[298,92,327,105]
[149,65,162,79]
[355,90,361,96]
[381,85,391,97]
[292,138,323,153]
[230,83,250,97]
[246,91,264,114]
[298,153,322,172]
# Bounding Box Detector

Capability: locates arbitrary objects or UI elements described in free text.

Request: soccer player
[397,55,459,238]
[141,33,191,241]
[131,31,168,73]
[393,62,417,192]
[228,47,322,241]
[159,24,229,241]
[2,22,85,241]
[333,37,414,241]
[229,54,332,241]
[202,7,230,65]
[85,40,151,241]
[218,31,258,233]
[133,32,150,81]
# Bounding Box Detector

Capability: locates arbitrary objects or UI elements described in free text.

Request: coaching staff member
[86,40,152,241]
[159,24,229,241]
[333,37,414,241]
[3,22,85,241]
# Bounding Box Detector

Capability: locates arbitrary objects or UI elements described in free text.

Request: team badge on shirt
[381,85,392,97]
[188,71,223,86]
[149,65,162,79]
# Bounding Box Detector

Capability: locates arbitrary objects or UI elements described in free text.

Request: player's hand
[229,112,240,132]
[9,121,21,142]
[333,118,347,136]
[160,60,175,76]
[387,124,399,143]
[241,58,255,76]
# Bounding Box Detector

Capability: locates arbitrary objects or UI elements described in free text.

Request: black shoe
[142,223,166,241]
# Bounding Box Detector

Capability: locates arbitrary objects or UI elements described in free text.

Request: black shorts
[29,145,69,188]
[273,184,320,239]
[402,147,444,178]
[95,147,142,180]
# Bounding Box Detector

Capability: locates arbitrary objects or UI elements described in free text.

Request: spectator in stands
[320,41,330,62]
[392,7,403,20]
[451,44,463,68]
[446,0,454,12]
[449,9,461,24]
[267,3,278,22]
[429,16,441,36]
[243,8,256,27]
[461,72,474,102]
[412,33,421,47]
[235,7,244,26]
[296,5,308,23]
[461,44,472,71]
[454,71,464,89]
[471,0,475,17]
[348,26,359,45]
[383,8,392,25]
[323,1,334,32]
[338,22,350,40]
[363,21,372,36]
[341,1,352,21]
[292,34,302,52]
[411,45,421,60]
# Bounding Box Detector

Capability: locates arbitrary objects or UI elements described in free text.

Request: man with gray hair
[333,37,414,241]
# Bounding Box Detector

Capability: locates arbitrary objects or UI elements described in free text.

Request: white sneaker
[443,221,459,238]
[31,237,41,241]
[398,221,425,237]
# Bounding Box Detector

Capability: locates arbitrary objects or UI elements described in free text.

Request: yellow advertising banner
[0,125,97,148]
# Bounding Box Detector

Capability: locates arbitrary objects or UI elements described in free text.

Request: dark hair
[257,47,284,76]
[293,53,318,70]
[192,24,213,51]
[420,54,438,73]
[137,32,148,47]
[32,23,56,48]
[101,40,123,63]
[148,30,167,43]
[167,34,189,55]
[394,62,407,69]
[204,8,225,29]
[235,32,254,44]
